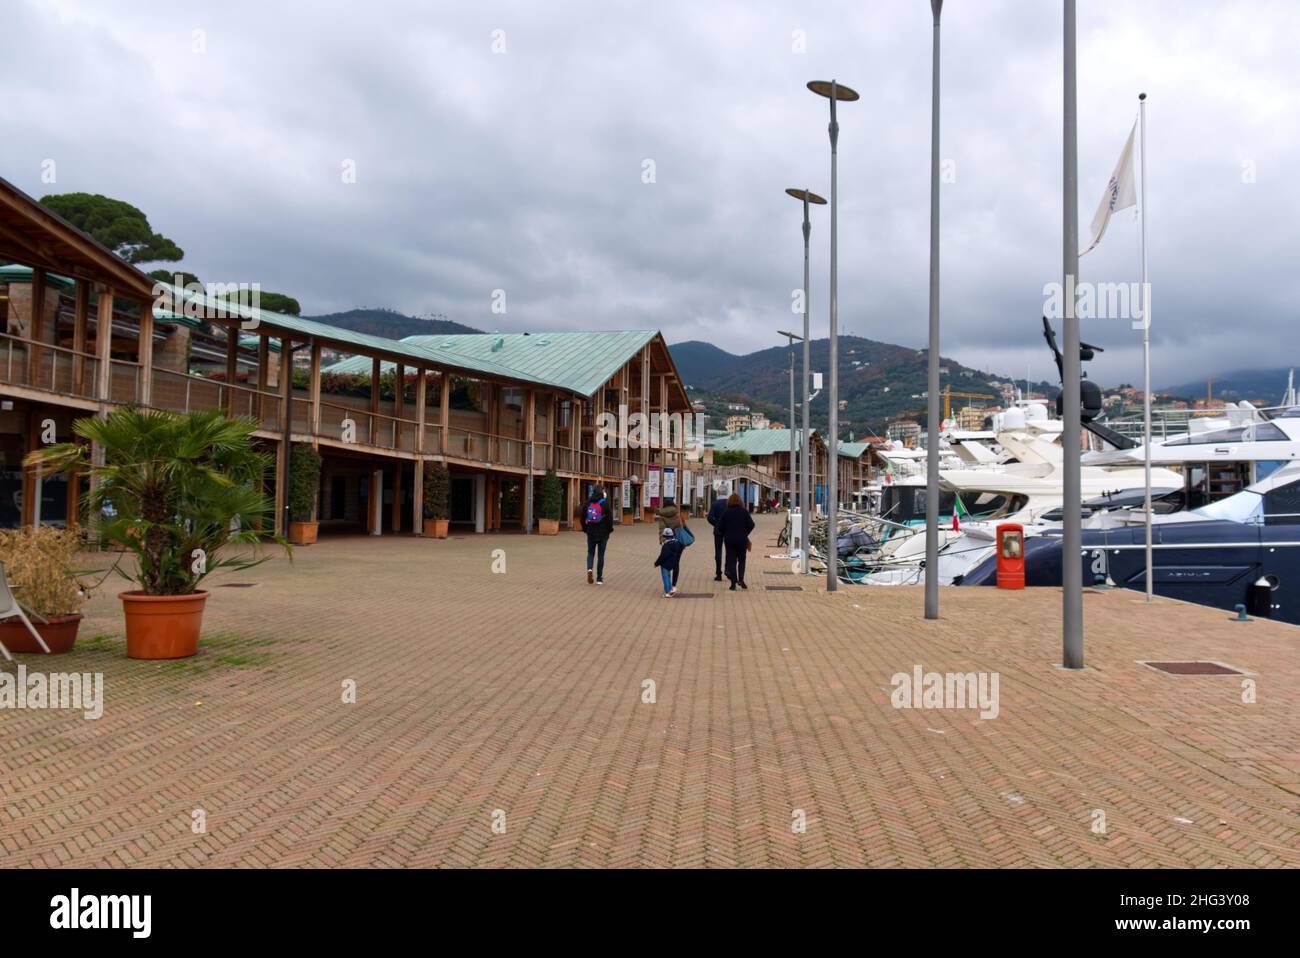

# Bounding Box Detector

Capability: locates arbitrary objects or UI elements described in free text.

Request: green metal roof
[838,442,871,458]
[325,330,660,398]
[160,283,551,389]
[0,264,76,290]
[706,428,818,456]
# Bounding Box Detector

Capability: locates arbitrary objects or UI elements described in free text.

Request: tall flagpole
[924,0,944,620]
[1140,92,1153,601]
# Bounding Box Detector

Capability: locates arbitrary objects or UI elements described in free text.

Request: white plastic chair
[0,561,50,660]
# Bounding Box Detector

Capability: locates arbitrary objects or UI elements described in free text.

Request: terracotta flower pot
[621,512,635,525]
[120,591,208,660]
[423,518,449,539]
[288,520,318,545]
[0,613,84,654]
[538,518,559,536]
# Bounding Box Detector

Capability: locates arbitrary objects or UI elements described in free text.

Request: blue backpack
[585,498,605,525]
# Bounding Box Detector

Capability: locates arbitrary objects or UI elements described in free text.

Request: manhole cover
[1142,661,1242,675]
[219,583,258,588]
[766,585,802,592]
[673,593,715,599]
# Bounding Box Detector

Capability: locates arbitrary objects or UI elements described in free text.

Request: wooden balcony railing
[1,332,679,477]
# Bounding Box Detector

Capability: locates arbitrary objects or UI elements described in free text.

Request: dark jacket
[654,538,684,572]
[706,497,728,535]
[716,504,755,547]
[581,496,614,540]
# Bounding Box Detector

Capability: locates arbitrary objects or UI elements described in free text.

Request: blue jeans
[660,568,676,592]
[586,536,607,579]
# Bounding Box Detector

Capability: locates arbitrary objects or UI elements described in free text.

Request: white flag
[1080,121,1137,256]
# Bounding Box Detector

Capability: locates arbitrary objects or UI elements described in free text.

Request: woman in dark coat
[716,492,755,591]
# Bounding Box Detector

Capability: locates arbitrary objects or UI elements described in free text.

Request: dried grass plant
[0,526,90,618]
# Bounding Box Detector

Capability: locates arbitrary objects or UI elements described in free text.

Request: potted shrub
[538,469,561,535]
[0,527,91,653]
[423,462,450,538]
[26,408,288,660]
[287,444,323,545]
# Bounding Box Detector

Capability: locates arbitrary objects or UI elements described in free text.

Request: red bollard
[996,523,1025,590]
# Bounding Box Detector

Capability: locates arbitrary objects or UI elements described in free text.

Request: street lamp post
[1062,0,1084,667]
[784,189,825,575]
[778,328,807,552]
[925,0,944,619]
[807,79,858,593]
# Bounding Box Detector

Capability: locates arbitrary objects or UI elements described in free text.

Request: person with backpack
[706,493,728,581]
[581,484,614,585]
[654,527,684,597]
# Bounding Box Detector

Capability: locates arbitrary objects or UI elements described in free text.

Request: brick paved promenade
[1,516,1296,867]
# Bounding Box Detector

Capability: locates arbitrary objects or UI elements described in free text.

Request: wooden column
[640,346,650,488]
[439,372,451,456]
[65,465,80,531]
[370,356,381,446]
[620,363,630,480]
[391,462,402,533]
[570,398,581,474]
[138,300,155,406]
[72,281,90,395]
[95,289,114,403]
[412,456,424,535]
[256,334,270,420]
[414,369,427,453]
[524,388,535,532]
[659,373,668,467]
[596,381,605,480]
[309,341,322,442]
[393,363,405,450]
[26,268,46,385]
[21,408,39,528]
[224,323,238,412]
[276,336,293,535]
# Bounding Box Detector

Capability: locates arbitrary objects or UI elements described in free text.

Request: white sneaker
[669,587,678,596]
[596,579,604,586]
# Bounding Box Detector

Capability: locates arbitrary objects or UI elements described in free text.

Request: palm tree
[26,408,288,595]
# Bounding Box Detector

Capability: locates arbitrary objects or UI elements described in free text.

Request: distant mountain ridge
[1159,367,1297,405]
[304,308,480,339]
[669,336,1057,435]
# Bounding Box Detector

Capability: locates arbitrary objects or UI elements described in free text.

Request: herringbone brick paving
[0,516,1296,867]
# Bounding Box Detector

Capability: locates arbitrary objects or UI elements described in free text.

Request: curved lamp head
[785,188,827,204]
[806,80,860,102]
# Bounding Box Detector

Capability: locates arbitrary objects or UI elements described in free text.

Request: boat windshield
[1194,489,1263,524]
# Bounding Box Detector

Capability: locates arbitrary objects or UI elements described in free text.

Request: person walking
[581,484,613,585]
[717,492,755,591]
[654,527,683,597]
[706,492,728,581]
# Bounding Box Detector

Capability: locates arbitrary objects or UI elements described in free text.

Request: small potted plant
[538,469,561,535]
[0,527,91,653]
[423,462,450,538]
[27,408,288,659]
[287,444,323,545]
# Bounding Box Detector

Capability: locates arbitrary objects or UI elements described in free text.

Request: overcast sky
[5,0,1298,389]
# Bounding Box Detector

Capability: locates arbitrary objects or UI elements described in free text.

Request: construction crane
[942,385,995,420]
